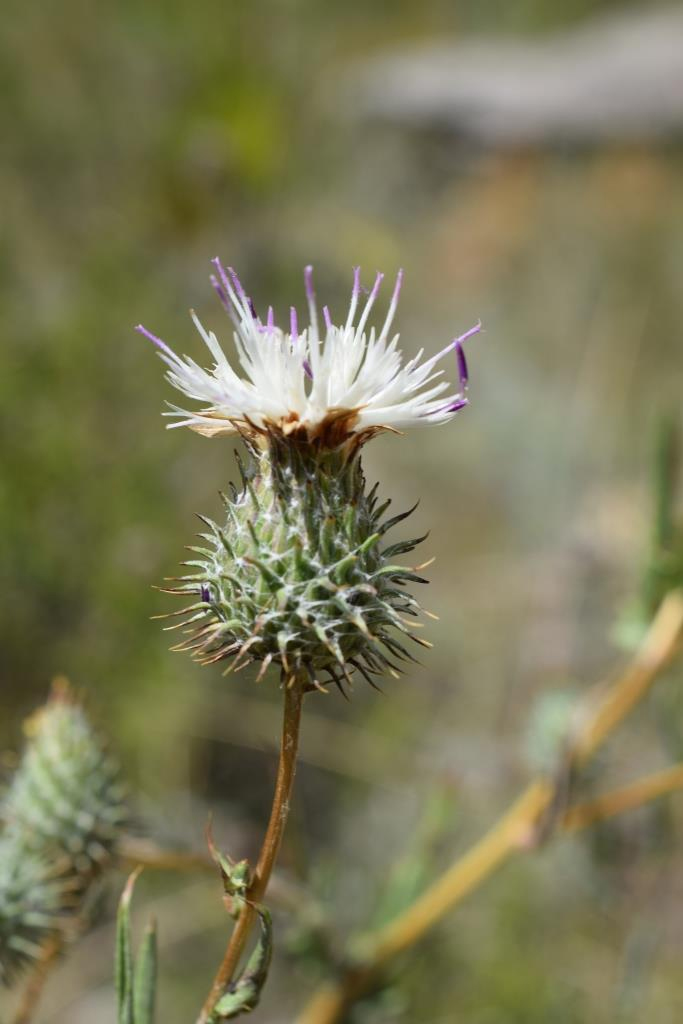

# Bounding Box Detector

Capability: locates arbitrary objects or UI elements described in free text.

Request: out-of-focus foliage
[642,420,683,621]
[2,0,683,1021]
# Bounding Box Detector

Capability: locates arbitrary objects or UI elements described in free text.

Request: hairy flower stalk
[139,259,479,1019]
[0,682,127,985]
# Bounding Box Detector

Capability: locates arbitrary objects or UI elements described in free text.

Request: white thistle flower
[137,260,480,442]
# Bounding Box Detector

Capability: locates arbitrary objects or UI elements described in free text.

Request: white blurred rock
[348,7,683,146]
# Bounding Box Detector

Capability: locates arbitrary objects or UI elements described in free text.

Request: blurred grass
[2,1,683,1021]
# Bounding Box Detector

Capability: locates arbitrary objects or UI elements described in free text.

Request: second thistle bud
[164,434,430,692]
[0,683,127,984]
[4,681,127,874]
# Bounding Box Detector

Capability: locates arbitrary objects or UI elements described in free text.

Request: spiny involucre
[140,261,480,691]
[0,681,127,984]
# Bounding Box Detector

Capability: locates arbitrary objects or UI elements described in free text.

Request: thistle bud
[0,839,75,985]
[3,680,127,873]
[163,434,430,692]
[0,682,127,984]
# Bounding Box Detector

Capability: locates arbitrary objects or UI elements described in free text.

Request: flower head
[137,260,480,444]
[145,260,482,690]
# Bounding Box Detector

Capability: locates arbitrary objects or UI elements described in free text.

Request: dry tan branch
[296,591,683,1024]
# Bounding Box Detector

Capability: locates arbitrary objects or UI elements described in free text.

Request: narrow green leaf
[116,869,140,1024]
[133,919,157,1024]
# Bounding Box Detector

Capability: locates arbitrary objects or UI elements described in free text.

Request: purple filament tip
[227,266,246,300]
[200,584,211,603]
[369,271,385,301]
[212,257,231,292]
[455,341,469,389]
[210,274,229,309]
[457,321,483,346]
[247,297,257,319]
[267,306,274,330]
[323,305,332,331]
[392,268,404,304]
[303,359,313,380]
[448,397,469,413]
[290,306,299,338]
[136,324,174,357]
[352,266,361,297]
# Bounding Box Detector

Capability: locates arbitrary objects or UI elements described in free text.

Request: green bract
[163,434,430,691]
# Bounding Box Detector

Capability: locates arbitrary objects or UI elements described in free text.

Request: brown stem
[570,590,683,765]
[12,937,62,1024]
[197,675,305,1024]
[118,836,215,874]
[296,590,683,1024]
[297,764,683,1024]
[562,762,683,832]
[295,782,552,1024]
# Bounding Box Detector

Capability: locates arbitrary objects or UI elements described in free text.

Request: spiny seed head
[0,838,77,986]
[159,433,431,692]
[0,682,127,985]
[3,679,127,873]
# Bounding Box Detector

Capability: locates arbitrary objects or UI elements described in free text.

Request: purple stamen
[267,306,274,331]
[210,274,229,311]
[323,305,332,331]
[352,266,361,298]
[290,306,298,338]
[447,397,469,413]
[135,324,176,359]
[391,268,404,306]
[369,271,384,302]
[303,359,314,380]
[424,320,482,372]
[455,321,483,346]
[455,341,468,389]
[227,266,246,301]
[211,257,233,298]
[247,297,257,320]
[200,584,211,603]
[211,257,241,325]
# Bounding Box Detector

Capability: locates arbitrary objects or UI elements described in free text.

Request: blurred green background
[2,1,683,1021]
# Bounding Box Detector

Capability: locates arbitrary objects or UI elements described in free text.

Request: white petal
[142,262,480,440]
